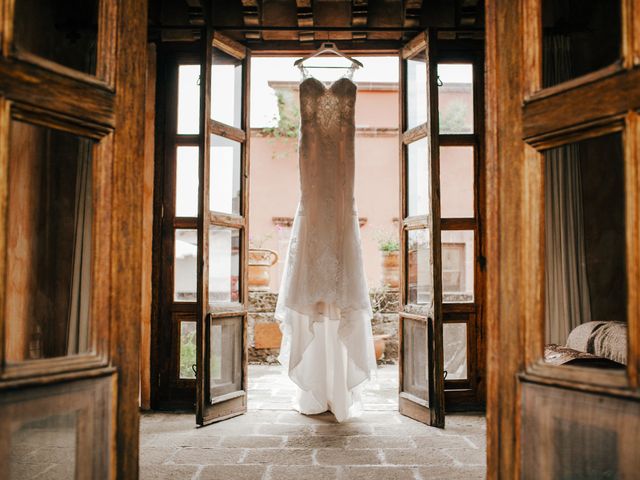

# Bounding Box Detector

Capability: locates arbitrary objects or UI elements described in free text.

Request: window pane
[444,323,467,380]
[402,318,428,403]
[442,230,475,303]
[211,48,243,128]
[179,321,196,379]
[407,137,429,217]
[209,227,241,303]
[407,229,432,305]
[438,64,473,134]
[210,316,243,400]
[175,146,199,217]
[210,135,242,215]
[406,52,428,129]
[177,65,201,135]
[542,0,621,88]
[5,120,93,363]
[13,0,99,74]
[174,229,197,302]
[440,146,474,218]
[544,133,627,365]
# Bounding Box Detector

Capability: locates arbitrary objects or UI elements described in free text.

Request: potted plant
[376,230,400,289]
[248,234,279,291]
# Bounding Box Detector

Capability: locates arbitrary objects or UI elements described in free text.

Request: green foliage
[179,329,197,378]
[261,91,300,139]
[374,229,400,252]
[439,100,472,133]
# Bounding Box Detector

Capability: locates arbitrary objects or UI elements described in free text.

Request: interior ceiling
[152,0,484,48]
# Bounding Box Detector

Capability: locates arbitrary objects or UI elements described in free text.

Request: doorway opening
[246,55,401,413]
[152,40,485,420]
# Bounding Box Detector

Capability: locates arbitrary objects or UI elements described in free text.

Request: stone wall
[248,289,400,365]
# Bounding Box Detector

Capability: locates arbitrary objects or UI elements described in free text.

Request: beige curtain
[67,142,92,355]
[544,35,592,344]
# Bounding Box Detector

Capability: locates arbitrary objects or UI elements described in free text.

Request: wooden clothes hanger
[294,42,363,70]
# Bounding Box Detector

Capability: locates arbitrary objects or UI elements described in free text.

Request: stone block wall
[248,289,400,365]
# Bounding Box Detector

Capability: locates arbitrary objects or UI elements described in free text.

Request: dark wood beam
[296,0,314,42]
[352,0,367,41]
[242,0,261,40]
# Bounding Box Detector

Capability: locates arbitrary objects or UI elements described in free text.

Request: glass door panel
[210,136,242,215]
[399,30,445,428]
[439,146,474,218]
[196,31,249,426]
[208,226,241,304]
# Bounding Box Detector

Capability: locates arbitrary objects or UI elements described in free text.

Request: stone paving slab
[140,364,486,479]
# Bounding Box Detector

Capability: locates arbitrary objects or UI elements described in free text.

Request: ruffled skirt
[275,204,377,422]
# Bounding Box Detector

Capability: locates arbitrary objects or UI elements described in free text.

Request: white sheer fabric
[276,76,377,422]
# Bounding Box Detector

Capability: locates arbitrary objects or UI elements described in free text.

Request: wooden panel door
[0,0,146,478]
[398,30,445,428]
[196,31,250,426]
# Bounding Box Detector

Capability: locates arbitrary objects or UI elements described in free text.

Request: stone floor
[140,365,486,480]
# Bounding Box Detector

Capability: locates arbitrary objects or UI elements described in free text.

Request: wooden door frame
[486,0,640,477]
[151,40,487,415]
[0,0,147,478]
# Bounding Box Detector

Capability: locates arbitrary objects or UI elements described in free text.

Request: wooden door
[0,0,146,478]
[486,0,640,477]
[398,30,445,428]
[196,31,250,426]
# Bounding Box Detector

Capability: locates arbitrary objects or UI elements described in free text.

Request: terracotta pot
[381,250,400,288]
[248,249,279,291]
[373,335,387,361]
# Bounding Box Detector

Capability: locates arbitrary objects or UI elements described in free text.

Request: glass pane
[442,230,475,303]
[407,229,432,305]
[444,323,467,380]
[545,133,627,366]
[5,120,93,363]
[210,316,243,400]
[402,318,428,403]
[406,52,428,129]
[210,135,242,215]
[174,229,197,302]
[209,226,241,303]
[407,137,429,217]
[179,320,196,379]
[13,0,99,74]
[542,0,621,88]
[175,146,199,217]
[211,48,243,128]
[438,64,473,134]
[177,65,201,135]
[9,412,77,479]
[440,146,474,218]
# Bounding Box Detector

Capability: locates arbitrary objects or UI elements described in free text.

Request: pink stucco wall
[248,83,474,292]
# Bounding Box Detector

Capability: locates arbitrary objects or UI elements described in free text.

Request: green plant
[261,91,300,139]
[374,229,400,252]
[439,100,472,133]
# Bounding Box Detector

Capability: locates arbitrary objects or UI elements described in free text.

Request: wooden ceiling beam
[297,0,314,42]
[403,0,423,29]
[352,0,367,41]
[242,0,262,40]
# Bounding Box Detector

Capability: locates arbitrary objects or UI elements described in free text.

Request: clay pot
[373,335,388,361]
[248,249,279,291]
[381,250,400,288]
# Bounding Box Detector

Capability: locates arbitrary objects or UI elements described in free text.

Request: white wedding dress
[276,74,377,422]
